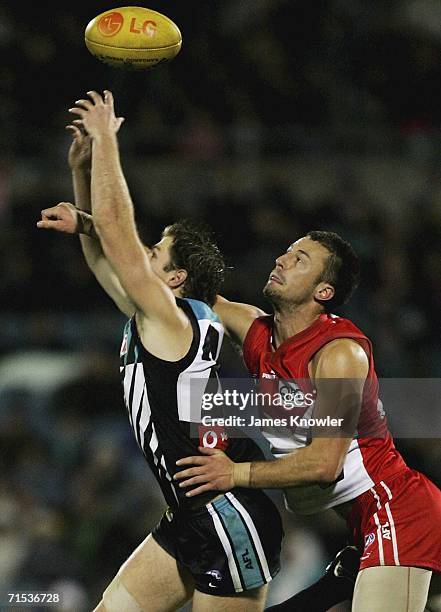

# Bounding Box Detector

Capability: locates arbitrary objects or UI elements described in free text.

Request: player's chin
[263,282,281,299]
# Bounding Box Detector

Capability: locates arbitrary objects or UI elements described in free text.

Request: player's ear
[314,282,334,303]
[168,268,187,289]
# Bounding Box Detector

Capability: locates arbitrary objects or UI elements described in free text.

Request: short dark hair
[163,220,225,306]
[307,230,360,311]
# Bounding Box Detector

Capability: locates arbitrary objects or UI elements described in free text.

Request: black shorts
[152,488,283,596]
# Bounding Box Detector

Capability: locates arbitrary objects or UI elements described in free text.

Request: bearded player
[175,232,441,612]
[38,90,284,611]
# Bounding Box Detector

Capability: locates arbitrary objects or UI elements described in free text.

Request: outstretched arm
[68,90,189,335]
[214,295,268,345]
[67,122,135,317]
[37,201,135,317]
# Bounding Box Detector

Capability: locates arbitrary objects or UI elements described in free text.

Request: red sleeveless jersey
[243,313,407,514]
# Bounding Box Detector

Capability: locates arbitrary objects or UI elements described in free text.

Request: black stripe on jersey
[212,505,246,592]
[202,324,220,361]
[134,388,145,449]
[142,418,153,454]
[127,361,139,431]
[225,496,265,582]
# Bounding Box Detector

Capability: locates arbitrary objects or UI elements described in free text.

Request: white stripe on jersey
[176,319,223,422]
[370,487,382,510]
[380,480,393,500]
[138,391,152,441]
[226,492,271,582]
[207,502,243,592]
[373,512,385,565]
[384,502,400,565]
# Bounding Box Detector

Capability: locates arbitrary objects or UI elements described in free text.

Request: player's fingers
[36,219,62,230]
[72,120,89,136]
[87,90,103,105]
[74,98,93,110]
[116,117,125,131]
[175,456,209,468]
[185,484,213,497]
[174,466,206,480]
[68,106,86,117]
[178,475,209,488]
[41,205,62,218]
[65,124,82,139]
[103,89,114,107]
[198,446,222,456]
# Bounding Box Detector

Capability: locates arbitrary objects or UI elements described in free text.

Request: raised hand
[69,90,125,141]
[67,123,91,171]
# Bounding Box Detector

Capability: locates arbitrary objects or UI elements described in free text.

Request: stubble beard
[263,282,314,315]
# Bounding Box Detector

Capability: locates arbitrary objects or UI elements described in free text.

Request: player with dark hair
[175,230,441,612]
[38,91,284,612]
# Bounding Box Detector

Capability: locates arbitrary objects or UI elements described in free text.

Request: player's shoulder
[245,313,273,340]
[178,297,221,324]
[324,313,369,339]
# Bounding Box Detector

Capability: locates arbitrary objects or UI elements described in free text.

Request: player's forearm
[238,446,337,489]
[72,167,92,213]
[90,132,136,236]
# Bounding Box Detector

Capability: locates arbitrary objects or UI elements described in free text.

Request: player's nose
[275,255,285,269]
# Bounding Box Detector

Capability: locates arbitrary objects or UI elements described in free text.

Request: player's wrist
[76,210,95,238]
[233,462,251,487]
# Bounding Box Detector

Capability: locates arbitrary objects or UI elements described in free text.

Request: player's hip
[347,468,441,572]
[152,488,283,595]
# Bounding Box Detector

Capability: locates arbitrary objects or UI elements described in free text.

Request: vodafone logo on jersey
[199,426,229,450]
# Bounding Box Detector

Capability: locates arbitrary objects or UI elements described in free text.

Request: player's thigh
[352,566,432,612]
[192,584,268,612]
[97,533,194,612]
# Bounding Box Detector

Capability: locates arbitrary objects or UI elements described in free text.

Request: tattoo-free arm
[68,123,135,317]
[175,339,368,495]
[214,295,267,345]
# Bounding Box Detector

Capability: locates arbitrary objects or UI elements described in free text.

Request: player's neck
[273,304,323,347]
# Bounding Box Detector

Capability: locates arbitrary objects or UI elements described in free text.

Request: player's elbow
[315,461,342,485]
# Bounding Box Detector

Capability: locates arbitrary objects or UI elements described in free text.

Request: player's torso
[243,314,406,515]
[120,297,264,511]
[120,297,225,510]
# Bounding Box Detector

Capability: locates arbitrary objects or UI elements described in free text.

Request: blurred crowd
[1,1,441,610]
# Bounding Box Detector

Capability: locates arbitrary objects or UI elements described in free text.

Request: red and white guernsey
[243,313,407,515]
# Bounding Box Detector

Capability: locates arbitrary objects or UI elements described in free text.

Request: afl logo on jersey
[364,532,375,550]
[120,334,128,357]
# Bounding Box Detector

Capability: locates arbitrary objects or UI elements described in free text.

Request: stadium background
[1,1,441,609]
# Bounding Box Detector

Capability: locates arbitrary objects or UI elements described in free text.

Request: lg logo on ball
[130,19,157,37]
[98,12,124,37]
[98,12,157,38]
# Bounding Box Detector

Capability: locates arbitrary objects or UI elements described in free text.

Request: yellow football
[85,6,182,70]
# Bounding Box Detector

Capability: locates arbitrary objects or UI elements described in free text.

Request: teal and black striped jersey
[119,297,264,511]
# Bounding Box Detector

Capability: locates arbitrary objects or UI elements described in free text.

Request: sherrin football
[85,6,182,70]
